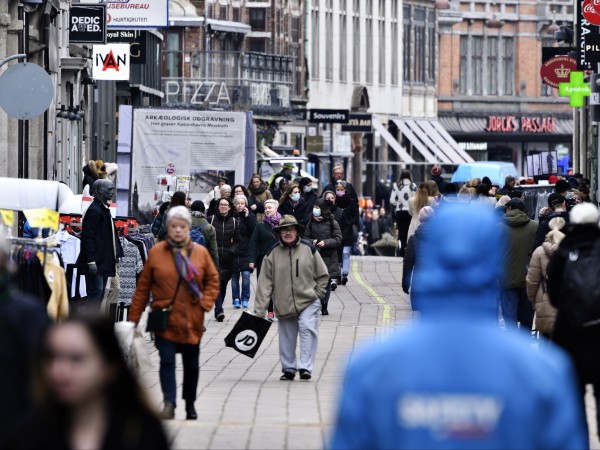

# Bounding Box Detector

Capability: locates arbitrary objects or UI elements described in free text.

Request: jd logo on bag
[224,312,272,358]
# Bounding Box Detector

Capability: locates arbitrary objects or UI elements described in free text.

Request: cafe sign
[485,116,557,133]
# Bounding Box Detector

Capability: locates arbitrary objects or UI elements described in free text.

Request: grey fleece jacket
[254,238,329,319]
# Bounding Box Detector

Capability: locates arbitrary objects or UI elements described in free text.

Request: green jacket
[191,214,219,269]
[499,209,538,289]
[248,222,279,264]
[254,238,329,319]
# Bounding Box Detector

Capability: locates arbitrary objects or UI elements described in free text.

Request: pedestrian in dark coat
[299,177,318,213]
[547,203,600,437]
[322,166,359,209]
[304,199,342,315]
[208,197,241,322]
[231,195,257,309]
[279,183,310,226]
[247,174,272,221]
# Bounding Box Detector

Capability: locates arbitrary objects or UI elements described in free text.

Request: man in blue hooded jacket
[331,203,588,450]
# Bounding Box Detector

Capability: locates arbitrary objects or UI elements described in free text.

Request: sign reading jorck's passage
[92,44,130,80]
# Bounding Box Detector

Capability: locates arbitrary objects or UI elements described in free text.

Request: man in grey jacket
[254,215,329,381]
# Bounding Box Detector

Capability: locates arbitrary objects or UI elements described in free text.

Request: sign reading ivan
[92,44,130,80]
[69,5,106,44]
[131,109,247,224]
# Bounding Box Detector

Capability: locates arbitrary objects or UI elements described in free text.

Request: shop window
[164,30,182,78]
[250,9,266,31]
[220,5,227,20]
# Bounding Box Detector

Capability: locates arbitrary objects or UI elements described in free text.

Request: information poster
[131,109,246,224]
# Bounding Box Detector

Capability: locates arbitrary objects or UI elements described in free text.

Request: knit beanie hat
[191,201,205,212]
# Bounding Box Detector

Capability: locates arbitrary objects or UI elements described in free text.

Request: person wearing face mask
[304,199,342,315]
[278,183,310,226]
[231,195,257,309]
[78,179,123,313]
[324,190,357,285]
[246,174,272,222]
[249,199,281,320]
[299,177,318,213]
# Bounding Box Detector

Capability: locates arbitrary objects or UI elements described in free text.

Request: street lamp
[485,16,504,29]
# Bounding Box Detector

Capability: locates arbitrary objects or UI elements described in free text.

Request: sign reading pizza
[92,44,130,80]
[540,56,577,88]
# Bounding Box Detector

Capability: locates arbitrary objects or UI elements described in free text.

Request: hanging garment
[118,237,144,306]
[43,260,69,321]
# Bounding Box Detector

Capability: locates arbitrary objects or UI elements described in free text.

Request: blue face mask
[312,208,321,217]
[304,186,312,193]
[291,193,301,202]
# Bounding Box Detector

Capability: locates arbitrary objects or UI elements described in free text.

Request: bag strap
[168,277,183,307]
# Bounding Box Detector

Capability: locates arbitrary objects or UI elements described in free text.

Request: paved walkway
[137,256,599,449]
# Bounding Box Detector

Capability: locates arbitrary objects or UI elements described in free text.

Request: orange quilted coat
[129,241,219,345]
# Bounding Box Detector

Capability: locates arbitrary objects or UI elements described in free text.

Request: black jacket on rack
[79,199,123,277]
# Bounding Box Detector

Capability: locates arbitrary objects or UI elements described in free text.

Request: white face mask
[291,193,301,202]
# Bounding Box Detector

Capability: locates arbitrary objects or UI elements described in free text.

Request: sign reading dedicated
[92,44,130,81]
[80,0,168,28]
[69,5,106,44]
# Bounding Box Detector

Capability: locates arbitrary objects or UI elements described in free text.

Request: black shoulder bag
[146,277,182,332]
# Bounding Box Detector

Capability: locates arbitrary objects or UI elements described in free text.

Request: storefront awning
[168,17,205,27]
[372,117,415,164]
[206,19,251,34]
[392,118,474,164]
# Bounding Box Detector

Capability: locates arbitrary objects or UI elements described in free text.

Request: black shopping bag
[224,312,272,358]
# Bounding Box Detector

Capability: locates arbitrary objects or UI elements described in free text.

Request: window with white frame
[413,7,425,83]
[366,0,373,83]
[353,0,360,82]
[427,9,435,83]
[378,0,386,85]
[460,35,515,96]
[340,0,347,82]
[311,0,319,80]
[326,0,333,80]
[391,0,398,85]
[403,5,410,82]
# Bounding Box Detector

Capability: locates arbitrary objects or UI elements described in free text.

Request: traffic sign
[0,62,54,120]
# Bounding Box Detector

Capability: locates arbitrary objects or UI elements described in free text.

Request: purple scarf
[264,212,282,228]
[167,238,203,301]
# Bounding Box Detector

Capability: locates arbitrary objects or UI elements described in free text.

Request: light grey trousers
[277,299,321,373]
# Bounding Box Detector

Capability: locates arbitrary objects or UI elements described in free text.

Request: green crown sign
[558,71,591,108]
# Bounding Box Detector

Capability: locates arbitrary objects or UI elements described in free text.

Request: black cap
[555,179,571,194]
[506,198,525,212]
[548,193,566,208]
[191,200,205,212]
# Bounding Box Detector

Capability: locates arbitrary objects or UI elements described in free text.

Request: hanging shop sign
[579,0,600,70]
[307,109,350,124]
[584,33,600,65]
[69,4,106,44]
[92,44,130,81]
[484,116,557,133]
[79,0,168,29]
[584,0,600,25]
[540,56,577,88]
[107,29,147,64]
[559,71,591,107]
[341,113,373,132]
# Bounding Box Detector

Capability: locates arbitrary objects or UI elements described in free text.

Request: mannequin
[79,179,123,312]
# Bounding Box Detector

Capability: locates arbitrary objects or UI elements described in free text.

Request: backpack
[561,240,600,328]
[190,223,209,247]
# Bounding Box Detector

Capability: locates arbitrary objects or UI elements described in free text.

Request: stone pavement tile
[210,425,252,449]
[286,426,324,449]
[247,426,287,449]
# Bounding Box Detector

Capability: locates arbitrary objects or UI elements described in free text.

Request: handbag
[146,277,182,333]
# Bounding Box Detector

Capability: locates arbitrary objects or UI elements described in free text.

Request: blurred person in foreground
[7,316,168,450]
[0,236,50,446]
[130,206,219,420]
[331,203,588,449]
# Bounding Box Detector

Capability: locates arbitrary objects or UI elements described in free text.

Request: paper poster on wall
[131,109,246,224]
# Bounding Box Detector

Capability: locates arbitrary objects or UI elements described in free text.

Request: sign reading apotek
[69,5,106,43]
[92,44,130,80]
[308,109,350,124]
[341,113,373,132]
[559,71,591,107]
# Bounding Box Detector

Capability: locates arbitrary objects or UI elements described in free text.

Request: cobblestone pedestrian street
[137,256,599,449]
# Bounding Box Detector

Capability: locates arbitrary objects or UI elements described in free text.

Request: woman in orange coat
[130,206,219,421]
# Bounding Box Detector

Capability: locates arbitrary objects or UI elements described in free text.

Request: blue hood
[412,203,503,320]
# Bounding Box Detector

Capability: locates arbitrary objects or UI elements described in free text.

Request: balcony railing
[162,50,301,115]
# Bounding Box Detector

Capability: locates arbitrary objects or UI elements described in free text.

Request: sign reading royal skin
[79,0,168,28]
[69,5,106,44]
[92,44,130,80]
[131,109,246,224]
[107,29,147,64]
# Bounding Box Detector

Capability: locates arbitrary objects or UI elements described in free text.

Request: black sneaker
[216,312,225,322]
[299,369,312,380]
[330,280,337,291]
[280,371,295,381]
[341,274,348,285]
[321,307,329,315]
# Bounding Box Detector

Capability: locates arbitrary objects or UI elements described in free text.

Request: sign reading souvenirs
[92,44,130,80]
[579,0,600,70]
[559,71,592,107]
[79,0,168,28]
[69,5,106,44]
[107,29,147,64]
[540,56,577,88]
[485,116,557,133]
[307,109,350,124]
[341,113,373,132]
